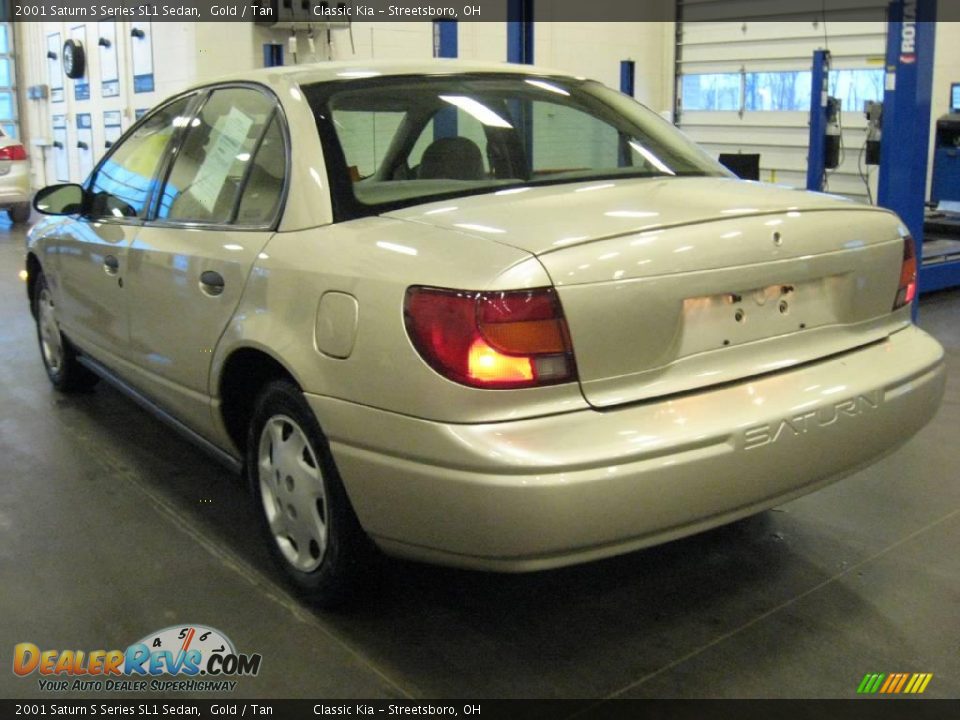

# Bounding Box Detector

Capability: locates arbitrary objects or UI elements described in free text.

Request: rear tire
[246,380,374,608]
[33,272,99,392]
[9,203,31,224]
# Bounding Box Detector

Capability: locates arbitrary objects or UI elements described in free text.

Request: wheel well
[25,253,41,314]
[219,348,298,456]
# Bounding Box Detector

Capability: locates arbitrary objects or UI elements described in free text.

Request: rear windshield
[304,74,728,218]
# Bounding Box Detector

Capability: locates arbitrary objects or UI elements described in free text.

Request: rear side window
[88,96,191,219]
[158,87,282,226]
[235,115,285,225]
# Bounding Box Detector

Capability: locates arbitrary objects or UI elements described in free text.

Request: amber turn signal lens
[404,286,576,389]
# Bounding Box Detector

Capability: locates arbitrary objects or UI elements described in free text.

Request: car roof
[190,59,578,92]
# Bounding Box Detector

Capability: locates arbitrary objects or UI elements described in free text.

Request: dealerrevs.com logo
[13,625,262,693]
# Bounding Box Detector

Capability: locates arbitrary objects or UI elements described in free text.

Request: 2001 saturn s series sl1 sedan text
[25,60,946,606]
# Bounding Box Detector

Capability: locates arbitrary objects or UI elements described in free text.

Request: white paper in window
[188,107,254,213]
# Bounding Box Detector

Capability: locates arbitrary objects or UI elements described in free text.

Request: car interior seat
[418,136,485,181]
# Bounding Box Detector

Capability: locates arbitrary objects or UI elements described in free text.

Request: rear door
[123,85,286,430]
[53,95,195,362]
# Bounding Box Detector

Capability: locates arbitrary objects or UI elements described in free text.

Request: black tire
[246,379,374,608]
[9,203,31,225]
[32,272,99,392]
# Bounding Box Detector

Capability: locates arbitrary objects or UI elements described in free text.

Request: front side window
[305,74,726,216]
[158,87,280,225]
[88,96,192,219]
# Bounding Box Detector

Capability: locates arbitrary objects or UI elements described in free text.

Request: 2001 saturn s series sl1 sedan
[25,61,946,605]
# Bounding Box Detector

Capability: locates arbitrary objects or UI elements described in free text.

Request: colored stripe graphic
[857,673,886,693]
[858,672,933,694]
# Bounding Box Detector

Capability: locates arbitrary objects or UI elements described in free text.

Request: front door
[54,95,195,363]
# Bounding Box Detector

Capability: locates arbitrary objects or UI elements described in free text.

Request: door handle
[103,255,119,275]
[199,270,225,296]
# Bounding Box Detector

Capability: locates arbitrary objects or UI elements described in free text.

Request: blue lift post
[806,49,830,192]
[876,0,943,305]
[507,0,534,65]
[507,0,534,167]
[433,21,458,140]
[620,60,636,97]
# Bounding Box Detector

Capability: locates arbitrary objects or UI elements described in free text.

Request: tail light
[0,144,27,161]
[404,286,577,389]
[893,236,917,310]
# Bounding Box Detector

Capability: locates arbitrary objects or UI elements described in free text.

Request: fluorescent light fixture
[439,95,513,128]
[524,79,570,96]
[628,141,675,175]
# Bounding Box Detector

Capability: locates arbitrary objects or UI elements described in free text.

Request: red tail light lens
[0,144,27,161]
[893,236,917,310]
[404,286,577,388]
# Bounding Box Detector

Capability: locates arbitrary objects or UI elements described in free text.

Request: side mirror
[33,183,86,216]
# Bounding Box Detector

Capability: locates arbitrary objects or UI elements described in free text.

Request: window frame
[145,82,291,233]
[306,73,724,223]
[83,89,203,226]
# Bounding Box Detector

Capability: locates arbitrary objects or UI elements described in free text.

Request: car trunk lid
[388,177,909,407]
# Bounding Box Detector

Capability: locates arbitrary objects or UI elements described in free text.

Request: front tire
[246,380,373,607]
[33,272,99,392]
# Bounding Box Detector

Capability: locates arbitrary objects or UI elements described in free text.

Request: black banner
[3,700,960,720]
[3,0,934,24]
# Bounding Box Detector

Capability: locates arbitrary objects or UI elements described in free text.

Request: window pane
[235,115,285,225]
[316,77,724,211]
[527,101,619,173]
[409,108,491,175]
[830,69,885,110]
[158,88,276,224]
[0,90,13,120]
[3,123,17,139]
[681,74,741,111]
[332,110,405,179]
[0,26,9,55]
[745,72,812,111]
[89,96,191,218]
[743,69,884,112]
[0,59,11,88]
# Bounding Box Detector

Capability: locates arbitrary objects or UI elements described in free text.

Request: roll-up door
[676,1,889,202]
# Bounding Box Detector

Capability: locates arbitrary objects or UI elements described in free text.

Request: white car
[0,127,31,223]
[26,61,946,606]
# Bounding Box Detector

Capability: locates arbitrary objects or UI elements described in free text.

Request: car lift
[875,0,960,299]
[808,1,956,302]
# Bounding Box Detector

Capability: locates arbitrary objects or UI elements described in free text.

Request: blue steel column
[507,0,534,65]
[620,60,636,97]
[433,21,458,140]
[433,20,457,59]
[806,49,830,191]
[877,1,939,301]
[507,0,534,170]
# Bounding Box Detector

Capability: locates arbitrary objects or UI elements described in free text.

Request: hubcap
[257,415,328,572]
[38,288,64,375]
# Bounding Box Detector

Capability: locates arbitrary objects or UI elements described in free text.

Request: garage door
[676,1,888,202]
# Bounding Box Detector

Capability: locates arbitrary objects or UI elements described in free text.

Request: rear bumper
[307,325,945,571]
[0,161,30,205]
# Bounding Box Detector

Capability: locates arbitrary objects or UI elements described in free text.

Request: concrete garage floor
[1,220,958,701]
